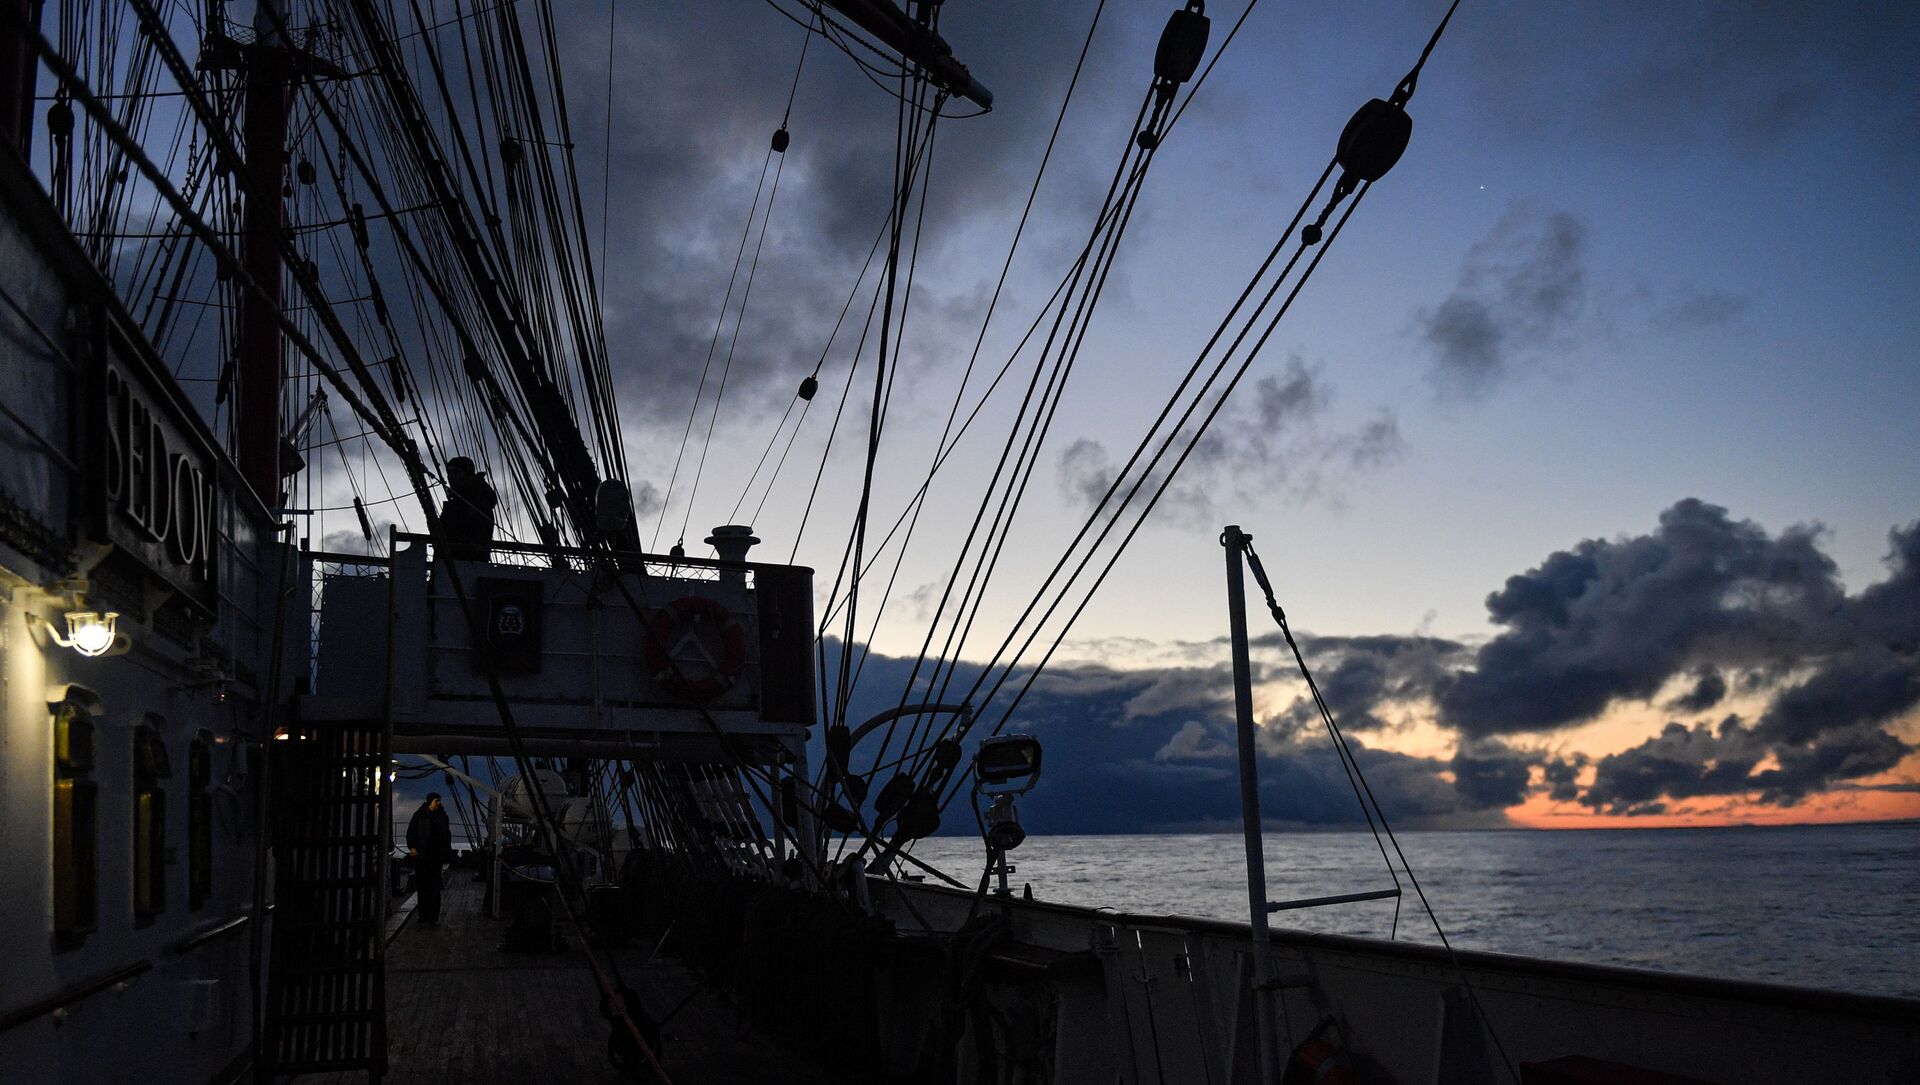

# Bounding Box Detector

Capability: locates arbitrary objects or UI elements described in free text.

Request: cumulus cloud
[815,638,1507,831]
[1418,205,1587,398]
[1437,499,1849,736]
[1582,715,1910,815]
[1541,755,1586,803]
[1435,503,1920,814]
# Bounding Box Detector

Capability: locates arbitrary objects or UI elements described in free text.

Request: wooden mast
[237,0,290,506]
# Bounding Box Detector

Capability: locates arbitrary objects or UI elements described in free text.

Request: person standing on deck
[407,793,454,925]
[439,456,497,561]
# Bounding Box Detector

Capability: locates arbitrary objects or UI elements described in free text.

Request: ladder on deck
[261,719,390,1080]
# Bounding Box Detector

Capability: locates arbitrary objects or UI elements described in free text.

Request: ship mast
[235,0,290,506]
[0,0,36,159]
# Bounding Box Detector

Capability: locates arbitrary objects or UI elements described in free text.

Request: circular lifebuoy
[647,596,748,702]
[1289,1036,1356,1084]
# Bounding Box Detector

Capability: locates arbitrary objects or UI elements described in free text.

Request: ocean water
[910,822,1920,999]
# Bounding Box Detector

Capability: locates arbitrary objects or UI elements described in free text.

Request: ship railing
[298,531,818,740]
[387,531,746,587]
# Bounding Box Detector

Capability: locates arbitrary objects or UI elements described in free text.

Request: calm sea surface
[910,823,1920,998]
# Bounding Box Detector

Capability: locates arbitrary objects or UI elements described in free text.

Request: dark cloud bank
[824,500,1919,832]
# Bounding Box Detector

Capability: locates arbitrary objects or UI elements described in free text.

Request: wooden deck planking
[286,874,834,1085]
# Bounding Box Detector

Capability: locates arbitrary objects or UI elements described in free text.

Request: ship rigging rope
[109,0,440,523]
[835,83,949,711]
[280,4,577,535]
[675,143,791,547]
[16,14,424,506]
[838,4,1265,850]
[1239,536,1519,1084]
[650,16,814,551]
[948,0,1466,752]
[878,0,1465,864]
[807,0,1262,751]
[649,138,776,548]
[827,36,946,733]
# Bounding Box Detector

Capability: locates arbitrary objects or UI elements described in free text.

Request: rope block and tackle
[1154,1,1210,87]
[1336,98,1412,184]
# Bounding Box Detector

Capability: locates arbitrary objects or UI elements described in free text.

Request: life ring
[646,596,748,702]
[1288,1036,1357,1084]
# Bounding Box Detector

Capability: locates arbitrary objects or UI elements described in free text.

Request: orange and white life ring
[646,596,748,702]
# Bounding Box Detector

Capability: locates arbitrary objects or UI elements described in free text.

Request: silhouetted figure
[440,457,497,561]
[406,792,453,925]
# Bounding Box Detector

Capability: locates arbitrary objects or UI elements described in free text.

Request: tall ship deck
[0,2,1916,1084]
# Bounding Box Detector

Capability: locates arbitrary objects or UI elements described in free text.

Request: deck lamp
[975,734,1043,796]
[975,735,1044,895]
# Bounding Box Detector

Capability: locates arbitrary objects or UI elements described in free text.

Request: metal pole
[1223,524,1283,1085]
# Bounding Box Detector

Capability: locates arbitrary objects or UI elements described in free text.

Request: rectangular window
[54,778,99,941]
[133,719,171,926]
[189,732,212,910]
[53,701,98,945]
[134,789,165,920]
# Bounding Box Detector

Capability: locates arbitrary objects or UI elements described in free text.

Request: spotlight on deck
[974,735,1043,896]
[975,734,1042,796]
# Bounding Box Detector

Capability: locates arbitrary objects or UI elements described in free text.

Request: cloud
[1437,498,1849,736]
[1541,755,1585,802]
[1666,667,1728,714]
[559,2,1144,437]
[1264,632,1470,735]
[1582,715,1911,815]
[814,639,1507,832]
[1418,205,1587,398]
[1056,357,1405,521]
[1155,720,1234,761]
[1435,504,1920,812]
[1450,741,1537,810]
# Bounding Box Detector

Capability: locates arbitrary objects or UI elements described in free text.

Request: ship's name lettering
[104,366,215,580]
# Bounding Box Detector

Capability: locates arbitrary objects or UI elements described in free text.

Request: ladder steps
[262,718,390,1078]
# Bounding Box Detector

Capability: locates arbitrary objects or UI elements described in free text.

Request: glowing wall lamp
[44,610,127,658]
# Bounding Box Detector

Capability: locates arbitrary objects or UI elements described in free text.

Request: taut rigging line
[847,0,1465,867]
[650,12,813,553]
[16,10,431,523]
[830,0,1220,858]
[949,0,1464,762]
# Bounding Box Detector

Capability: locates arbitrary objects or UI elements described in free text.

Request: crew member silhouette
[406,792,454,925]
[440,457,497,561]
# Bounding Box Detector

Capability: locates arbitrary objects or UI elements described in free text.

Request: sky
[326,0,1920,831]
